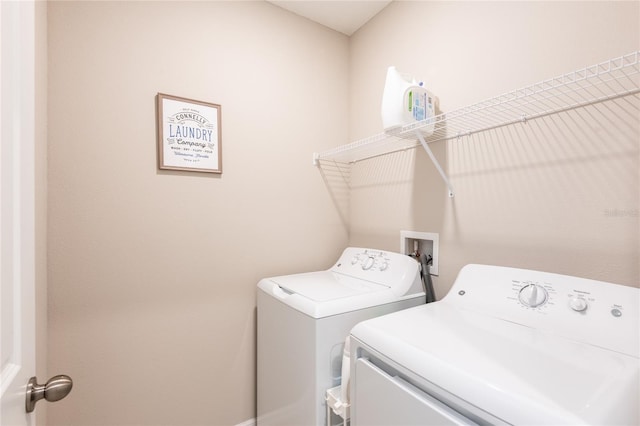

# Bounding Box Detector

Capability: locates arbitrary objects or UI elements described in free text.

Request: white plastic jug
[381,66,435,135]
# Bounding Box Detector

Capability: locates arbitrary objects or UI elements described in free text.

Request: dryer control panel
[444,264,639,358]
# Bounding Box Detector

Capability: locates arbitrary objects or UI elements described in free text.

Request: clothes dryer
[257,247,425,426]
[350,264,639,425]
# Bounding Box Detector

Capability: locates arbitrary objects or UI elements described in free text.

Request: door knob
[25,375,73,413]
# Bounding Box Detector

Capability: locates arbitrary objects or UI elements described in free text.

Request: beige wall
[47,2,348,425]
[348,1,639,297]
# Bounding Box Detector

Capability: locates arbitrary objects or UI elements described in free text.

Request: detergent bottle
[381,66,435,135]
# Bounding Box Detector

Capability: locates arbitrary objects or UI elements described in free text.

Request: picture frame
[156,93,222,173]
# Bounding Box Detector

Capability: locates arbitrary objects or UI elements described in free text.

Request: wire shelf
[314,51,640,166]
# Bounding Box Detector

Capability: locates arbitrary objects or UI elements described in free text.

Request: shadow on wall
[441,95,639,284]
[349,149,418,249]
[317,160,351,229]
[318,146,420,250]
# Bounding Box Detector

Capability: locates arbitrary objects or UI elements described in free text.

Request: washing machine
[350,264,639,425]
[257,247,425,426]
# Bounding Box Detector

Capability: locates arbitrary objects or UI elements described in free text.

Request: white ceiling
[267,1,392,36]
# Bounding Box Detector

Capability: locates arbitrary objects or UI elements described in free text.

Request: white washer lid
[271,271,388,302]
[351,302,640,425]
[258,271,416,318]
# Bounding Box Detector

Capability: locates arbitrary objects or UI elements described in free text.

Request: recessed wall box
[400,230,439,276]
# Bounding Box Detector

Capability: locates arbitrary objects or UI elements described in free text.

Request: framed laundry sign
[156,93,222,173]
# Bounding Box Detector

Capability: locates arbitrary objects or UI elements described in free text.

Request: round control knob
[351,255,359,265]
[518,284,548,308]
[362,256,375,270]
[379,261,389,271]
[569,297,588,312]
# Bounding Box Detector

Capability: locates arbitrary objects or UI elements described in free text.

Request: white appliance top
[351,264,640,425]
[257,247,424,318]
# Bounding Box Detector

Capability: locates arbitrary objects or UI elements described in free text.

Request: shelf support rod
[415,130,454,198]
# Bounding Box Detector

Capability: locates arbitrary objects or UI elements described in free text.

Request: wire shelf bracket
[415,130,454,197]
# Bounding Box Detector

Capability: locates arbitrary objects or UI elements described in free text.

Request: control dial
[518,284,548,308]
[569,297,588,312]
[362,256,375,270]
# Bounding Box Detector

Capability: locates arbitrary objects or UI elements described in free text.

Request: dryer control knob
[518,284,548,308]
[569,297,588,312]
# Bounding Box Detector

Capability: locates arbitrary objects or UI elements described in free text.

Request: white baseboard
[235,418,256,426]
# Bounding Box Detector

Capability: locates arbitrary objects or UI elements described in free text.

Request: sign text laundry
[169,124,214,144]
